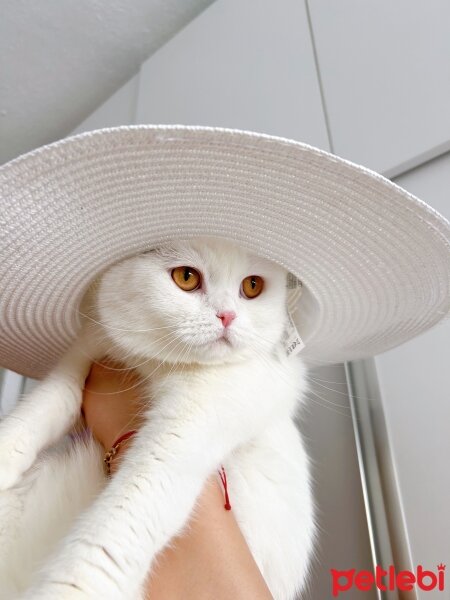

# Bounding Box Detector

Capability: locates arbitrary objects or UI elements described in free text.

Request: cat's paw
[0,435,36,491]
[24,567,123,600]
[22,582,88,600]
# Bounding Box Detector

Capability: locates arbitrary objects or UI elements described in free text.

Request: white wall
[306,1,450,586]
[307,0,450,176]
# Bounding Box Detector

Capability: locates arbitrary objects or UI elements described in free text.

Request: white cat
[0,238,316,599]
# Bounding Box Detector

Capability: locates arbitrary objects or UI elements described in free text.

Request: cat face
[95,237,288,365]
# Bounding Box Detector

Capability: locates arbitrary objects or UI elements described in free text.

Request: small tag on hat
[284,309,305,358]
[284,273,305,358]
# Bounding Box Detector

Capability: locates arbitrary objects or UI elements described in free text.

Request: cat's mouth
[194,332,232,349]
[217,328,234,344]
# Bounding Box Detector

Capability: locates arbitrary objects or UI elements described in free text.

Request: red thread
[104,430,138,476]
[218,465,232,510]
[111,430,138,448]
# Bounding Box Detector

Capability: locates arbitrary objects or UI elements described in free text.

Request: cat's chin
[188,343,238,365]
[197,338,236,362]
[161,338,251,366]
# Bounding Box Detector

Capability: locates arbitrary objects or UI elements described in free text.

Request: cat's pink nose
[217,311,236,328]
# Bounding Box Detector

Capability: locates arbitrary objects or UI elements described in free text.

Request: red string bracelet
[218,465,232,510]
[104,430,137,475]
[104,431,231,511]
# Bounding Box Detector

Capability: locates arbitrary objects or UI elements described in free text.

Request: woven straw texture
[1,125,449,379]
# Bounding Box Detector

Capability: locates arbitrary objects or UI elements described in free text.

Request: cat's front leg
[226,418,316,600]
[22,421,214,599]
[25,358,301,599]
[0,326,101,491]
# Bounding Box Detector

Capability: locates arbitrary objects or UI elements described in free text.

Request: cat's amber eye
[241,275,264,299]
[171,266,201,291]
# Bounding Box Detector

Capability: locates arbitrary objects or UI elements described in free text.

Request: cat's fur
[0,238,316,599]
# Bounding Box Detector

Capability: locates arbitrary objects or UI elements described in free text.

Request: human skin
[82,361,274,600]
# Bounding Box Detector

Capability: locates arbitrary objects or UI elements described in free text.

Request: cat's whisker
[305,382,353,410]
[104,394,150,445]
[78,330,181,373]
[306,389,356,419]
[245,329,341,368]
[165,338,193,378]
[306,373,380,404]
[89,342,189,442]
[105,331,181,371]
[306,377,356,399]
[242,326,351,370]
[301,356,346,369]
[102,337,195,440]
[177,340,195,378]
[84,335,184,396]
[77,310,181,333]
[247,339,354,416]
[248,342,354,417]
[245,343,304,397]
[306,374,348,385]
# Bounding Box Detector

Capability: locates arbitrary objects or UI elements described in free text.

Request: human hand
[81,360,273,600]
[82,360,146,452]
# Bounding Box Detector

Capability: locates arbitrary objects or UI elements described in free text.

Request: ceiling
[0,0,215,164]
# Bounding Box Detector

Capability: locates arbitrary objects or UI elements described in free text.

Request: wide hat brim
[1,125,449,379]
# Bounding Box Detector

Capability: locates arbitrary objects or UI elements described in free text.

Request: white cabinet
[308,0,450,176]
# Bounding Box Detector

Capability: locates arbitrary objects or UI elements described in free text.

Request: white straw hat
[1,125,449,379]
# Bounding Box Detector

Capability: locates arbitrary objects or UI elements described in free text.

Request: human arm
[82,361,274,600]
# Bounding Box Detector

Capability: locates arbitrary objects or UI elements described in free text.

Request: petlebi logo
[330,564,446,596]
